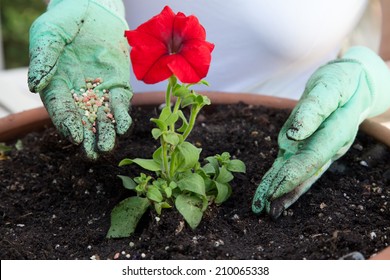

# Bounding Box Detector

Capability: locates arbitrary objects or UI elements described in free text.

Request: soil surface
[1,103,389,260]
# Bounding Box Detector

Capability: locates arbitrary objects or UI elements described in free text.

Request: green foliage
[0,143,12,153]
[106,196,150,238]
[107,78,246,238]
[0,142,18,160]
[175,194,204,229]
[1,0,46,68]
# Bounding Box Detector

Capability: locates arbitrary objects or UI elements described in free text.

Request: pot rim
[0,91,297,142]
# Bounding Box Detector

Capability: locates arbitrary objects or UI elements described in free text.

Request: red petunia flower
[125,6,215,84]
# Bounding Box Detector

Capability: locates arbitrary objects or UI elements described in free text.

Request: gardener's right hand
[28,0,133,160]
[252,46,390,219]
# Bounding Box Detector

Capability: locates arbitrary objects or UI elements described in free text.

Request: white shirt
[0,0,368,117]
[125,0,367,99]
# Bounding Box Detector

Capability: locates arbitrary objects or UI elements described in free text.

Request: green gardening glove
[28,0,132,160]
[252,46,390,219]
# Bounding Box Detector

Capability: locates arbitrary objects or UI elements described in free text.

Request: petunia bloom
[125,6,215,84]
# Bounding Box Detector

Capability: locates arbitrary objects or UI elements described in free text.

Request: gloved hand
[28,0,132,160]
[252,46,390,219]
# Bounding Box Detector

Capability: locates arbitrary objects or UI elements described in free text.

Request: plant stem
[165,78,173,112]
[169,150,176,179]
[170,97,181,132]
[182,106,200,140]
[172,97,181,114]
[161,138,170,180]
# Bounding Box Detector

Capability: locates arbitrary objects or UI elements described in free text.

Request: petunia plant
[107,6,245,238]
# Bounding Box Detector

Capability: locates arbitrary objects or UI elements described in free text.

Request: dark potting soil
[1,103,389,260]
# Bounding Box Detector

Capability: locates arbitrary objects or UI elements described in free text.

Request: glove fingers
[96,106,116,153]
[267,106,359,214]
[252,157,285,214]
[82,87,132,157]
[109,87,133,135]
[81,115,99,160]
[40,78,83,144]
[269,159,333,219]
[286,64,359,141]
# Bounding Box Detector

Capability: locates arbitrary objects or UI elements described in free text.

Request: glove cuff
[341,46,390,117]
[49,0,127,28]
[90,0,126,20]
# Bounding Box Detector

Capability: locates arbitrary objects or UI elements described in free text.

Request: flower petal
[126,31,168,81]
[142,55,174,84]
[167,55,201,83]
[125,30,164,48]
[173,12,207,42]
[170,40,214,83]
[136,6,175,45]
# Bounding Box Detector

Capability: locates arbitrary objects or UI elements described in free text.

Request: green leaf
[203,177,214,193]
[147,186,163,202]
[118,158,133,167]
[181,92,210,108]
[117,175,137,190]
[175,194,204,229]
[151,128,162,139]
[129,158,161,172]
[205,156,219,174]
[181,94,196,108]
[161,201,171,209]
[106,197,150,238]
[154,201,172,215]
[199,80,210,87]
[216,166,234,183]
[152,147,163,164]
[201,163,216,175]
[195,94,208,106]
[157,107,179,127]
[134,173,152,184]
[0,143,12,152]
[164,186,172,198]
[151,107,179,132]
[169,75,178,87]
[173,84,190,98]
[135,185,144,193]
[169,181,178,190]
[171,142,201,172]
[227,159,246,173]
[214,181,232,204]
[159,106,171,121]
[15,140,23,151]
[165,112,179,126]
[150,117,167,131]
[154,203,162,215]
[177,173,206,197]
[152,178,168,189]
[200,195,209,212]
[201,95,211,106]
[176,110,189,133]
[216,152,231,165]
[162,131,180,146]
[186,79,210,88]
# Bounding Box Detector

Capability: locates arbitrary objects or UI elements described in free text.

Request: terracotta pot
[0,92,297,142]
[369,246,390,260]
[0,91,389,260]
[1,91,389,144]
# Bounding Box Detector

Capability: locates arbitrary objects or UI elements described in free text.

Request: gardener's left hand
[28,0,132,160]
[252,47,390,219]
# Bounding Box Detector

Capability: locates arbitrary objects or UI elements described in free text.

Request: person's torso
[125,0,367,99]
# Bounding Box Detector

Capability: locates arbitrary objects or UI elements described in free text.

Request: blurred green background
[1,0,46,69]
